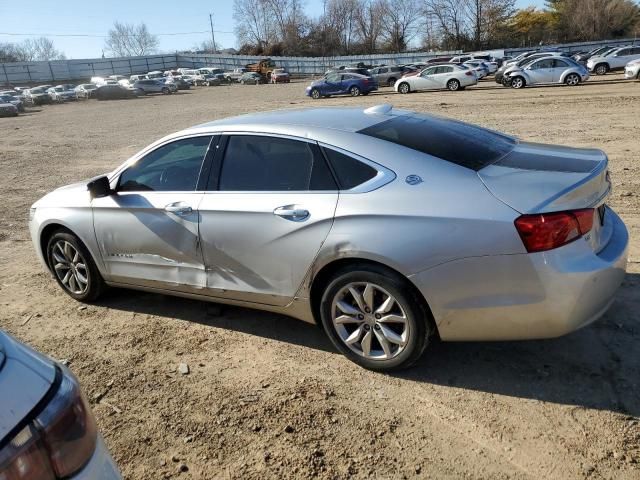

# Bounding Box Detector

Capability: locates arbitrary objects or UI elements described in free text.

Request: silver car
[28,106,629,371]
[0,330,121,479]
[507,57,590,88]
[624,58,640,79]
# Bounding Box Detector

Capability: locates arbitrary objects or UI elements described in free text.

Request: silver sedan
[29,105,629,371]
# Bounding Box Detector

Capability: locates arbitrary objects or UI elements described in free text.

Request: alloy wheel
[566,74,580,86]
[331,282,410,361]
[51,240,89,295]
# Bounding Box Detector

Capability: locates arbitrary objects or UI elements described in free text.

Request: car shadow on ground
[98,273,639,416]
[96,288,335,353]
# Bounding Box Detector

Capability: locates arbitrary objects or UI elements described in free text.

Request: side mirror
[87,175,113,199]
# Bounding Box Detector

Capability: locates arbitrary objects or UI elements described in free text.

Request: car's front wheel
[595,63,608,75]
[46,231,105,302]
[310,88,321,99]
[161,87,170,94]
[511,76,526,89]
[319,265,431,371]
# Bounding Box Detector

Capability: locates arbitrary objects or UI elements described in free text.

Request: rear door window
[358,114,516,171]
[217,135,336,191]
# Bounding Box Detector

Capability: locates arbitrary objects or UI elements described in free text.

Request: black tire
[447,79,460,91]
[398,82,410,94]
[349,85,361,97]
[46,230,105,302]
[310,88,321,100]
[319,264,431,371]
[161,87,170,94]
[565,73,580,86]
[595,63,608,76]
[387,77,397,87]
[511,76,526,89]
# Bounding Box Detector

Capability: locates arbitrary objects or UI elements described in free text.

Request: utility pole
[209,13,217,53]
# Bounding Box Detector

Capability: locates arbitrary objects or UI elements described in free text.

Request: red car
[271,69,291,83]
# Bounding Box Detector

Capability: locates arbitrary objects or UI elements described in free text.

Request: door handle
[165,203,192,215]
[273,205,310,222]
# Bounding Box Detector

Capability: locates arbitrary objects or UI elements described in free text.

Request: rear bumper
[410,208,628,341]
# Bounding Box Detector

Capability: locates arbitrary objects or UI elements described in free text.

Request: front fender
[29,207,106,277]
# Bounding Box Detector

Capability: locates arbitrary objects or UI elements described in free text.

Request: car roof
[189,106,401,136]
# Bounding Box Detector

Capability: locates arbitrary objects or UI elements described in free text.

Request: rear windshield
[358,114,516,171]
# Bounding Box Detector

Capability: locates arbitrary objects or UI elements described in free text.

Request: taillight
[465,71,474,76]
[514,208,594,253]
[0,369,97,479]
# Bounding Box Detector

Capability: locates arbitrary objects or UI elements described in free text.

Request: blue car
[306,72,378,99]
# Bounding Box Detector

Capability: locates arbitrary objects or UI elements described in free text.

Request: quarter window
[218,136,336,191]
[321,148,377,190]
[118,136,212,191]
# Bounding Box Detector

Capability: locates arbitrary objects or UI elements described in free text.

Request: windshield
[358,114,517,171]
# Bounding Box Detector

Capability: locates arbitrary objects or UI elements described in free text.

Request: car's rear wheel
[447,79,460,91]
[595,64,608,75]
[161,87,170,94]
[349,85,361,97]
[511,76,525,89]
[46,231,105,302]
[398,82,410,94]
[319,265,431,371]
[310,88,321,99]
[387,77,397,87]
[565,73,580,86]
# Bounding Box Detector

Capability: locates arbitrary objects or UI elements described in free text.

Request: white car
[0,330,121,479]
[507,57,589,88]
[587,46,640,75]
[624,58,640,80]
[395,64,477,93]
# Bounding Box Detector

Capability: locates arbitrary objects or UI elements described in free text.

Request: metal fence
[2,36,639,86]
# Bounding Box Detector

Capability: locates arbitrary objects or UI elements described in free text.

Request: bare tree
[381,0,420,52]
[105,22,159,57]
[423,0,468,49]
[233,0,277,49]
[324,0,360,54]
[464,0,515,49]
[22,37,66,60]
[354,0,387,53]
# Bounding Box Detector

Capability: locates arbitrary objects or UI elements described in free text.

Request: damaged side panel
[92,192,207,292]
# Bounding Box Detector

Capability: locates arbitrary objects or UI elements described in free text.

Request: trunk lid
[479,142,612,252]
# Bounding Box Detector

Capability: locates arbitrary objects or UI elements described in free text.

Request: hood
[31,178,94,209]
[0,331,56,443]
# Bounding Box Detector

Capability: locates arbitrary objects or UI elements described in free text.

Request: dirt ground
[1,75,639,480]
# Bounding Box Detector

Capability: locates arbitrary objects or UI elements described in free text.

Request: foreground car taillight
[514,208,594,253]
[465,71,474,76]
[0,369,97,479]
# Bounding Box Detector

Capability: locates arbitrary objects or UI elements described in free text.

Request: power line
[0,30,234,38]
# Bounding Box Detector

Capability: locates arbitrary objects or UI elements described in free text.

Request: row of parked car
[0,65,296,114]
[303,46,640,99]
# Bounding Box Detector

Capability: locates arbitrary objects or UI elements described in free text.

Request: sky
[0,0,546,59]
